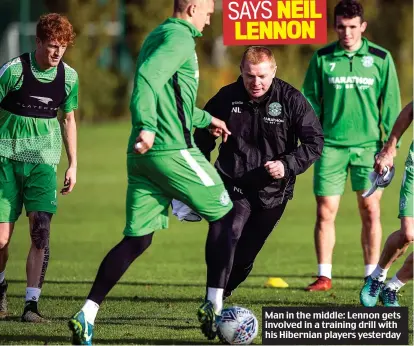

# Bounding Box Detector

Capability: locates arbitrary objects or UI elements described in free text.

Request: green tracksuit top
[127,17,212,155]
[302,37,401,147]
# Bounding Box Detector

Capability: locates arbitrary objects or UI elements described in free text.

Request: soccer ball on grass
[217,306,258,344]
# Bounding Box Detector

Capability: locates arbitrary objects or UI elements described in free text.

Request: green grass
[1,121,412,345]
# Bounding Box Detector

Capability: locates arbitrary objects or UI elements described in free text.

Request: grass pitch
[1,122,412,344]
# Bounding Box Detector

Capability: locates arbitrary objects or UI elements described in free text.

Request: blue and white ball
[217,306,258,345]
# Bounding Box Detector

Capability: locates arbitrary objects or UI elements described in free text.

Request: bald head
[174,0,206,12]
[173,0,214,33]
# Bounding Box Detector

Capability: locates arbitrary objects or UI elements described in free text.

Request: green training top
[302,37,401,147]
[127,17,212,155]
[0,52,79,165]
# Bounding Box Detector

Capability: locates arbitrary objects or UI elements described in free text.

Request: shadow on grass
[7,293,361,308]
[249,274,365,280]
[0,335,69,344]
[95,338,213,345]
[0,335,214,345]
[6,279,367,292]
[7,294,201,303]
[52,315,199,330]
[261,285,364,291]
[99,316,193,322]
[7,279,205,288]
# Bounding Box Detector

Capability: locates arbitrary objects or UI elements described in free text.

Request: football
[217,306,259,345]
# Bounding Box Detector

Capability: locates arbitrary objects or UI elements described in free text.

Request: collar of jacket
[166,17,202,37]
[333,37,370,57]
[236,75,278,107]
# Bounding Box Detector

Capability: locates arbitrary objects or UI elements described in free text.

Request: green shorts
[314,146,379,196]
[399,145,413,218]
[0,157,58,222]
[124,148,233,237]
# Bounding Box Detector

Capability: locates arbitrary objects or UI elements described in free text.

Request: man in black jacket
[194,46,324,300]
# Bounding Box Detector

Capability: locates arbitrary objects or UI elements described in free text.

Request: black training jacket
[194,76,324,209]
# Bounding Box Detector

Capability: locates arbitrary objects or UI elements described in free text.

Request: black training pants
[225,198,288,292]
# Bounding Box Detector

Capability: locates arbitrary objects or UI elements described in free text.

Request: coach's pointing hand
[209,117,231,143]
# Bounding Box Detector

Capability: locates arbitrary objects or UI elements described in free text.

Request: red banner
[222,0,327,46]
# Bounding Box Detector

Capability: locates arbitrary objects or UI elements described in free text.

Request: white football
[217,306,259,345]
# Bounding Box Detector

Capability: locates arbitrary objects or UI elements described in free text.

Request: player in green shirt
[0,13,78,322]
[302,0,401,291]
[360,102,413,307]
[69,1,233,344]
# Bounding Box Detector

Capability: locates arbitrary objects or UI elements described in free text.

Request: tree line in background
[44,0,413,122]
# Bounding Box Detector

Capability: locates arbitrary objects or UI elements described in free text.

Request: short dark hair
[334,0,364,24]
